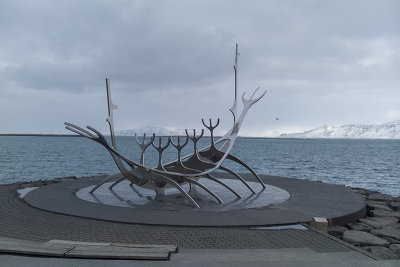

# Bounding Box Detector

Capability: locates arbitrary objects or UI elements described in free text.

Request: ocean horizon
[1,136,399,197]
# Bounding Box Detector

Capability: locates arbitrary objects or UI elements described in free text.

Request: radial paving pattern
[0,181,352,252]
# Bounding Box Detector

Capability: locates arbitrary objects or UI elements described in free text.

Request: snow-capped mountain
[115,126,184,136]
[280,120,400,139]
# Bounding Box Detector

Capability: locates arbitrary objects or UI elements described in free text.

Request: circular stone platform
[76,178,290,212]
[23,173,366,226]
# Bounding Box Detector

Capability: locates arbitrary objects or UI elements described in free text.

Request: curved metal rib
[90,175,116,193]
[206,174,242,198]
[183,177,222,204]
[152,172,200,208]
[226,154,266,188]
[218,166,256,194]
[109,177,125,190]
[65,123,141,185]
[65,124,132,193]
[129,183,144,197]
[66,123,230,182]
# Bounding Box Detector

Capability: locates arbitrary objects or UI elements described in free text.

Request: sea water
[0,136,399,196]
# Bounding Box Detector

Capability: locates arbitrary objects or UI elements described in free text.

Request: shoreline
[1,133,400,140]
[328,186,400,260]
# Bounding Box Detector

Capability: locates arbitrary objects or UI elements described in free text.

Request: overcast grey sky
[0,0,399,136]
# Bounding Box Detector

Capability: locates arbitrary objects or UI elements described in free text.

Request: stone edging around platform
[0,236,177,260]
[22,174,367,227]
[328,188,400,260]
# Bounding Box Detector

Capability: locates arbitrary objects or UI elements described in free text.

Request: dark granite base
[23,173,366,226]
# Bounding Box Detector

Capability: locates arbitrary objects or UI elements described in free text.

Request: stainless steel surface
[65,45,268,208]
[105,78,118,149]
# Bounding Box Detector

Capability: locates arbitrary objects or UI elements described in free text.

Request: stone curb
[0,236,176,260]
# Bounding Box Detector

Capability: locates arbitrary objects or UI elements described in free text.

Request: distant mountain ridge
[280,120,400,139]
[115,126,184,136]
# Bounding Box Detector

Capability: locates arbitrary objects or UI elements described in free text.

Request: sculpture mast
[229,44,239,124]
[105,78,118,149]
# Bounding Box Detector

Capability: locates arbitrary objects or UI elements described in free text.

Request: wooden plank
[0,240,73,257]
[48,239,111,246]
[111,243,178,253]
[65,245,170,260]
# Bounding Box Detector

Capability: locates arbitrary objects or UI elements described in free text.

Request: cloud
[0,0,399,135]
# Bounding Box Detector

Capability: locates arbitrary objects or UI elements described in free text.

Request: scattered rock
[53,176,77,182]
[359,217,398,229]
[347,223,372,232]
[342,230,390,247]
[328,225,348,237]
[368,193,394,202]
[390,223,400,230]
[328,188,400,252]
[382,236,400,244]
[371,226,400,241]
[358,219,382,229]
[19,182,35,188]
[389,202,400,211]
[367,201,393,212]
[351,188,377,196]
[15,176,79,189]
[362,246,399,260]
[390,244,400,256]
[372,209,400,219]
[29,180,46,187]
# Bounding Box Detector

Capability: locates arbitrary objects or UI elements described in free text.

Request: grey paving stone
[343,230,390,247]
[0,179,355,254]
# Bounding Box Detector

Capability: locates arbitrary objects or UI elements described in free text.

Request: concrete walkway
[0,244,399,266]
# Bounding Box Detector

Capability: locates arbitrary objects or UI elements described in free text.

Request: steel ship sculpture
[65,44,267,208]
